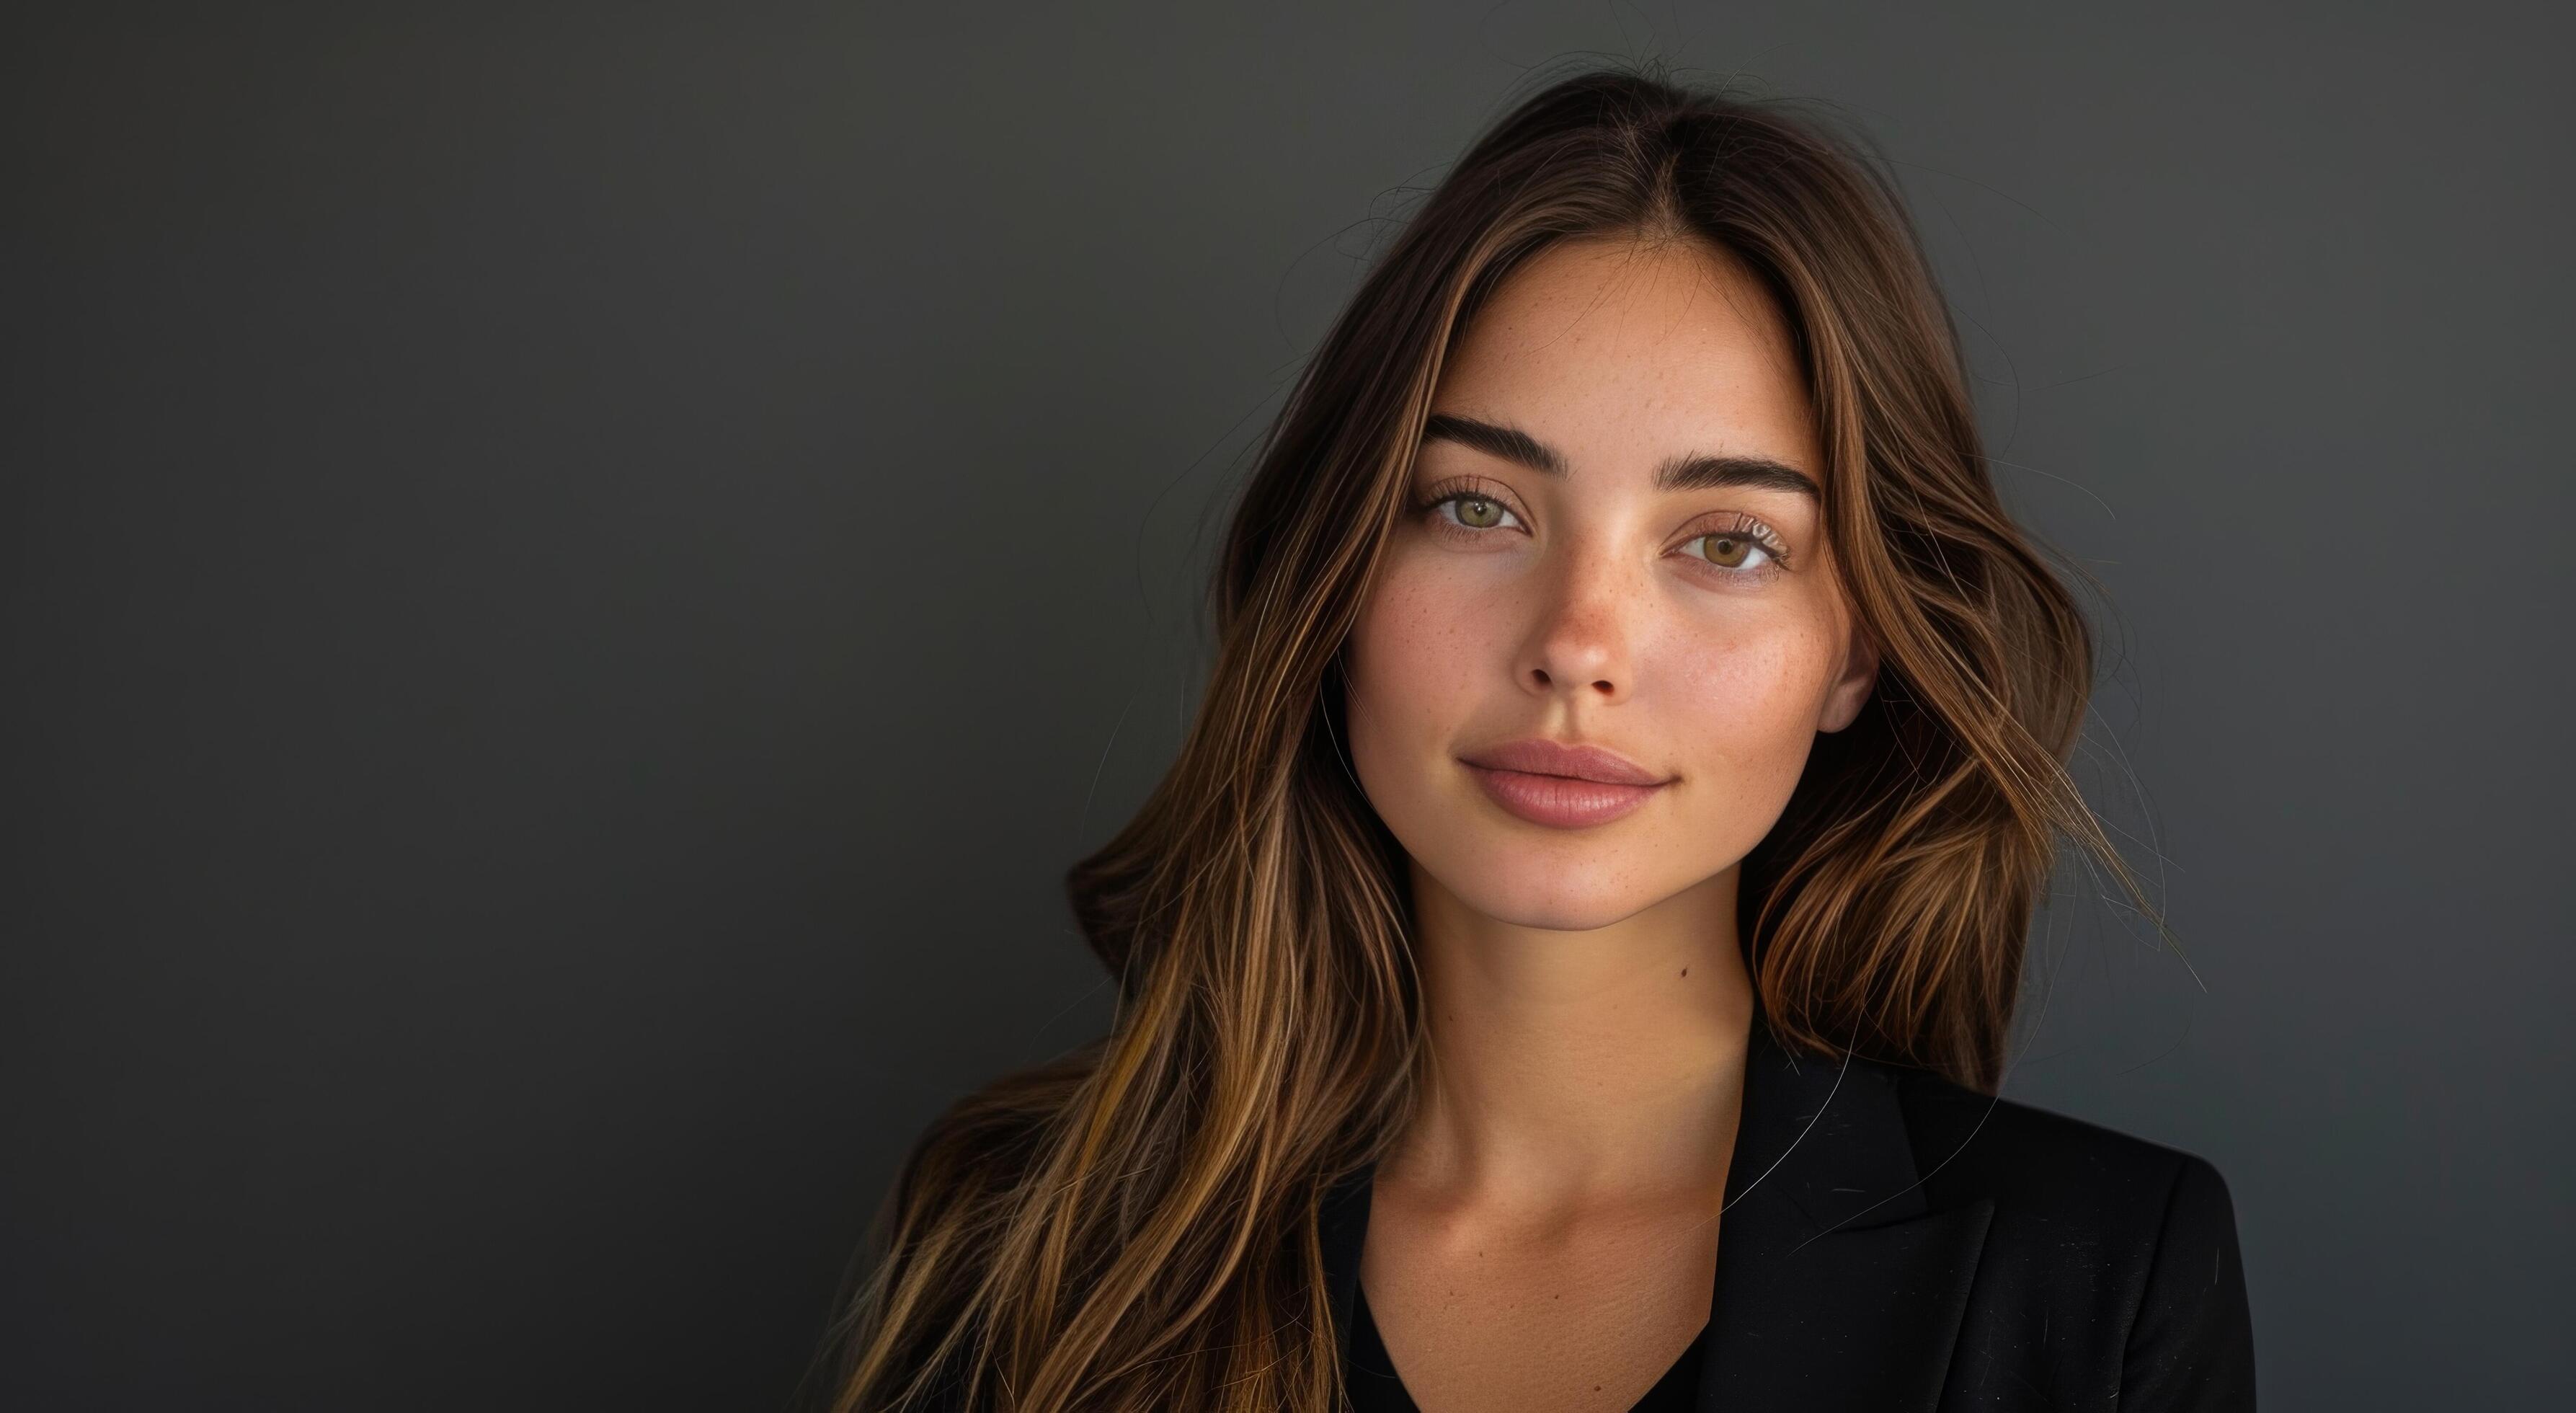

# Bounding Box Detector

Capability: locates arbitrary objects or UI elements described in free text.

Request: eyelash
[1411,480,1795,583]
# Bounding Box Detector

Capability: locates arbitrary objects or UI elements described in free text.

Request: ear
[1817,618,1880,734]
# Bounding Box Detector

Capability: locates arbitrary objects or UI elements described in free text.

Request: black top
[1320,1004,2257,1411]
[1343,1272,1705,1411]
[901,1005,2255,1412]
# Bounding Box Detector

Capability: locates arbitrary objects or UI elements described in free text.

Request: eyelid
[1414,476,1795,564]
[1413,476,1533,536]
[1416,474,1525,515]
[1682,510,1795,569]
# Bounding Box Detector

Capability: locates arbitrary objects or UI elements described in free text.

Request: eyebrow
[1421,411,1821,499]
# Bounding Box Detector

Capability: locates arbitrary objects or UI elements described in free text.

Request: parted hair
[803,58,2162,1413]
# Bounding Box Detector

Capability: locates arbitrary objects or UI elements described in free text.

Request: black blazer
[1319,1011,2257,1411]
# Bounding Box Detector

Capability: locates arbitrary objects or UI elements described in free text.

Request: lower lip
[1465,763,1668,828]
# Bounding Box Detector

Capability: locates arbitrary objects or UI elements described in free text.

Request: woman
[809,62,2255,1412]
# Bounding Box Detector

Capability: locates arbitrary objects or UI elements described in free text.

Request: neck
[1386,861,1754,1211]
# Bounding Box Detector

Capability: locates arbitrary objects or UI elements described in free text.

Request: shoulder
[1884,1063,2234,1242]
[1882,1065,2257,1409]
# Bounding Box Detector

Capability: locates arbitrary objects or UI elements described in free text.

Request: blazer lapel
[1314,1009,1992,1412]
[1695,1012,1992,1412]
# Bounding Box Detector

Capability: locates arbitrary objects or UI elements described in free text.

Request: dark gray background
[6,2,2567,1408]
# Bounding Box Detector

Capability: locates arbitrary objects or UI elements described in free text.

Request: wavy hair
[805,58,2164,1413]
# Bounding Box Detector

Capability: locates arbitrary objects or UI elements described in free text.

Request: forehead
[1430,234,1816,469]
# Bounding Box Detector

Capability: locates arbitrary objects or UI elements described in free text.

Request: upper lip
[1460,737,1671,786]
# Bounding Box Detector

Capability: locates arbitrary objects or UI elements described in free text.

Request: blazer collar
[1318,1005,1993,1412]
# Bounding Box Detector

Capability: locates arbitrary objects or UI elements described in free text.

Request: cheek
[1659,619,1839,812]
[1342,566,1479,785]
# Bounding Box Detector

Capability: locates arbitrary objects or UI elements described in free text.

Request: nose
[1516,539,1639,705]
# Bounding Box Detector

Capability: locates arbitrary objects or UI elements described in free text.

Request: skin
[1338,231,1880,1411]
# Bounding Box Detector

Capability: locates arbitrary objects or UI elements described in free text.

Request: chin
[1424,848,1671,932]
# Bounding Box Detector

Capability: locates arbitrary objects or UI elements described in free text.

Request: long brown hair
[807,58,2164,1413]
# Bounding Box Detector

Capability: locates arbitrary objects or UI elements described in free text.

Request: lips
[1457,737,1670,786]
[1457,737,1673,829]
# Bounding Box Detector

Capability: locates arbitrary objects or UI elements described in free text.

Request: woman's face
[1341,234,1878,931]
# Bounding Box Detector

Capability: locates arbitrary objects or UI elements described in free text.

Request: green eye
[1421,491,1523,534]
